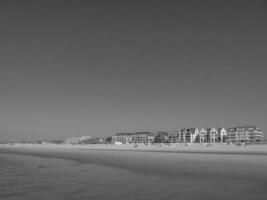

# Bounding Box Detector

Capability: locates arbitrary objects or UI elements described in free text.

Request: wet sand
[1,145,267,200]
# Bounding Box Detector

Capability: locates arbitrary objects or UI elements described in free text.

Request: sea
[0,148,266,200]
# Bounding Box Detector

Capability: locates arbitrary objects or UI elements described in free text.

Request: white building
[179,128,199,143]
[217,128,227,143]
[199,128,207,143]
[199,128,227,143]
[228,126,264,143]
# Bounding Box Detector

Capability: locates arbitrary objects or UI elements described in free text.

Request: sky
[0,0,267,142]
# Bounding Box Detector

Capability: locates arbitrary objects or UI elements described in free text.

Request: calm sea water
[0,149,266,200]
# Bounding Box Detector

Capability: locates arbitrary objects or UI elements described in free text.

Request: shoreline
[1,143,267,156]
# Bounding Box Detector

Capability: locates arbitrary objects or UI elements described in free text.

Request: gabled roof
[217,127,226,132]
[189,128,198,132]
[211,127,219,132]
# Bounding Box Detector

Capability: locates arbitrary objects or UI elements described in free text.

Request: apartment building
[228,126,264,143]
[168,131,180,143]
[167,128,198,143]
[132,132,156,144]
[112,133,133,144]
[154,131,169,143]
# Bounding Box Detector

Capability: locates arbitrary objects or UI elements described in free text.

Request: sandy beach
[1,142,267,155]
[1,144,267,200]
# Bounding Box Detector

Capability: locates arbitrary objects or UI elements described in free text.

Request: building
[168,128,199,144]
[132,132,156,144]
[168,131,180,143]
[81,138,98,144]
[178,128,199,143]
[104,136,113,144]
[227,126,264,143]
[217,128,227,143]
[199,128,207,143]
[199,128,228,143]
[112,132,156,144]
[206,128,218,143]
[112,133,133,144]
[64,136,91,144]
[154,131,170,143]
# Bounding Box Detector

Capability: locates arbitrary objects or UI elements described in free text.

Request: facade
[64,136,91,144]
[82,137,107,144]
[168,131,180,143]
[188,128,199,143]
[217,128,227,143]
[132,132,156,144]
[227,126,264,143]
[112,133,133,144]
[154,131,170,143]
[105,136,113,144]
[112,132,156,144]
[168,128,199,143]
[199,128,227,143]
[95,137,106,144]
[199,128,207,143]
[207,128,218,143]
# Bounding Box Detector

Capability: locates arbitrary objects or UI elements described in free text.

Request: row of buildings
[62,126,264,145]
[111,126,264,144]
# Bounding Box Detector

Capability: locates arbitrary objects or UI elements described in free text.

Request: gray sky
[0,0,267,141]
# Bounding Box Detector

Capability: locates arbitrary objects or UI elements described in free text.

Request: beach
[1,144,267,200]
[2,142,267,155]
